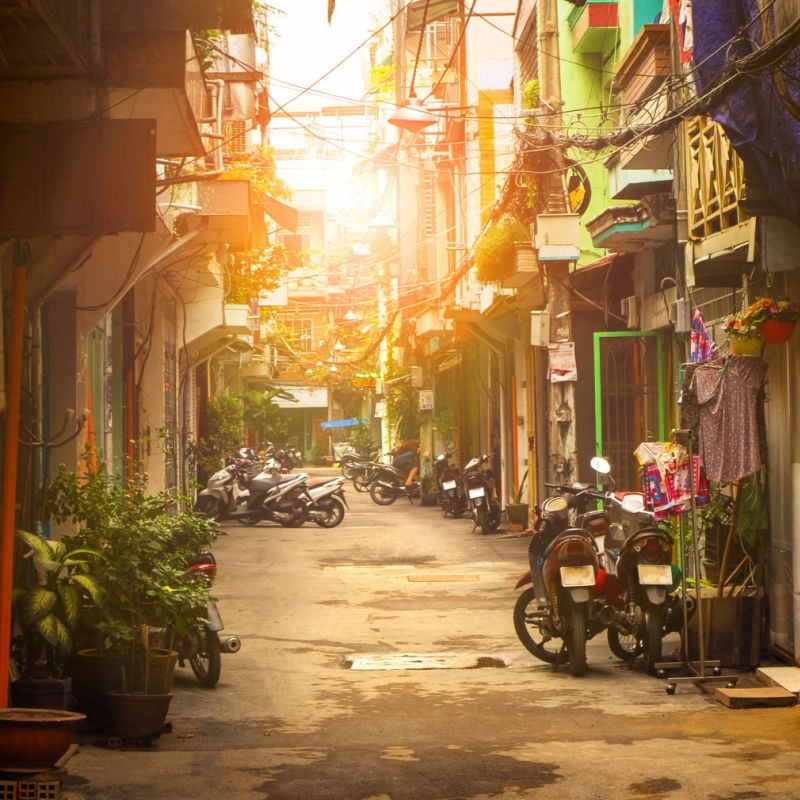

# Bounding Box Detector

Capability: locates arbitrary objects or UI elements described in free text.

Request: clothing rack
[656,427,737,695]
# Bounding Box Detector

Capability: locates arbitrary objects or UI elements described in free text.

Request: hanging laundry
[690,308,716,363]
[691,356,768,483]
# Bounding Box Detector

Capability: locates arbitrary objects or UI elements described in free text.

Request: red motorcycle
[513,484,619,677]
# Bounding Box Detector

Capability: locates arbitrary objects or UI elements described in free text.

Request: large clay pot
[758,319,796,344]
[69,648,177,729]
[0,708,85,772]
[107,692,173,741]
[10,678,72,710]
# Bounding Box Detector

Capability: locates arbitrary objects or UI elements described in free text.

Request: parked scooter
[433,450,467,518]
[592,456,689,674]
[368,462,421,505]
[194,449,263,522]
[461,454,501,534]
[230,462,312,526]
[172,552,241,687]
[340,443,381,480]
[298,475,350,528]
[513,480,617,676]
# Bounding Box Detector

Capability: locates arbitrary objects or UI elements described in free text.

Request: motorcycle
[461,454,501,534]
[593,457,690,674]
[298,475,350,528]
[340,443,381,480]
[513,480,618,676]
[172,552,241,687]
[273,443,304,471]
[194,449,263,522]
[230,463,312,526]
[368,462,421,505]
[433,450,467,518]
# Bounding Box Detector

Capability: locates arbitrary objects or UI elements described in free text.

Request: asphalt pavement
[35,467,800,799]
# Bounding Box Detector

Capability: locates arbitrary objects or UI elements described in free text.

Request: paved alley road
[64,470,800,800]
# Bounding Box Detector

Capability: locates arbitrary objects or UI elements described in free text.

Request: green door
[593,331,666,490]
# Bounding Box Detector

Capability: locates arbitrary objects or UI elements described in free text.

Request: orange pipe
[0,264,27,706]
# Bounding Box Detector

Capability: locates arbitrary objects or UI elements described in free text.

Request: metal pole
[0,248,29,706]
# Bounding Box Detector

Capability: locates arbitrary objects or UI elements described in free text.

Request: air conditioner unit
[620,295,639,329]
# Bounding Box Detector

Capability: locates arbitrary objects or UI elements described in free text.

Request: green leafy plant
[474,215,530,283]
[44,457,218,691]
[12,531,102,678]
[194,394,244,475]
[510,468,528,505]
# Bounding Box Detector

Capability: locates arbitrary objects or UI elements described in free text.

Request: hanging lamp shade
[388,97,437,135]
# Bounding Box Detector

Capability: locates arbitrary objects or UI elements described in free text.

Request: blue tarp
[320,418,367,430]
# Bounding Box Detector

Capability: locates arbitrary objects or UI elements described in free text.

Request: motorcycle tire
[512,587,561,664]
[341,460,358,480]
[607,625,642,661]
[278,500,308,528]
[488,506,501,532]
[566,603,588,677]
[643,605,665,674]
[353,475,371,493]
[476,506,491,534]
[189,629,222,688]
[312,497,345,528]
[369,483,398,506]
[195,495,225,522]
[237,513,261,526]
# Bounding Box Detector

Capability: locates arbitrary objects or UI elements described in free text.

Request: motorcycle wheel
[353,475,370,493]
[488,506,501,532]
[607,625,642,661]
[369,483,398,506]
[643,605,664,674]
[189,629,222,688]
[341,459,357,480]
[476,506,491,534]
[195,496,224,522]
[513,587,561,664]
[237,513,261,526]
[279,500,308,528]
[566,603,588,677]
[313,497,345,528]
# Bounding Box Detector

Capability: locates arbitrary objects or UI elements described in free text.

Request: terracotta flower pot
[0,708,85,772]
[757,319,796,344]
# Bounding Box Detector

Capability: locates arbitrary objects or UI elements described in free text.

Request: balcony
[196,179,266,252]
[586,194,676,253]
[614,24,670,107]
[568,1,619,55]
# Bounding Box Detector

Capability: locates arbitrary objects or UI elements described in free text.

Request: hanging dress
[690,356,768,484]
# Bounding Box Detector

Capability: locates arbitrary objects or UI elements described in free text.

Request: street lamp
[388,94,437,137]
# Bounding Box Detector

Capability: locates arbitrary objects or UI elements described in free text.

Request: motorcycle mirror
[589,456,611,474]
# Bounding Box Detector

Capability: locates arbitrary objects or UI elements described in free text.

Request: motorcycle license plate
[637,564,673,586]
[560,564,596,587]
[442,480,457,491]
[468,487,485,499]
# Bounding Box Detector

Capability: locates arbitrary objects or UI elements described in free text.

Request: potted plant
[44,457,217,738]
[11,530,102,709]
[741,296,800,344]
[505,469,530,529]
[722,312,762,356]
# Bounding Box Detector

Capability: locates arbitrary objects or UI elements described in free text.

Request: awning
[256,193,299,233]
[320,418,367,430]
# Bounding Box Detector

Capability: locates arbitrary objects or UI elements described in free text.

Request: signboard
[419,390,434,411]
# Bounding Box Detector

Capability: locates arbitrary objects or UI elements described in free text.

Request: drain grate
[343,653,507,670]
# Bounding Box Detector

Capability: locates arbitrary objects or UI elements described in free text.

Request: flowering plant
[723,313,759,339]
[742,296,800,326]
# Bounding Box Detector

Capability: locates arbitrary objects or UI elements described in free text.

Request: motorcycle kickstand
[553,642,569,673]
